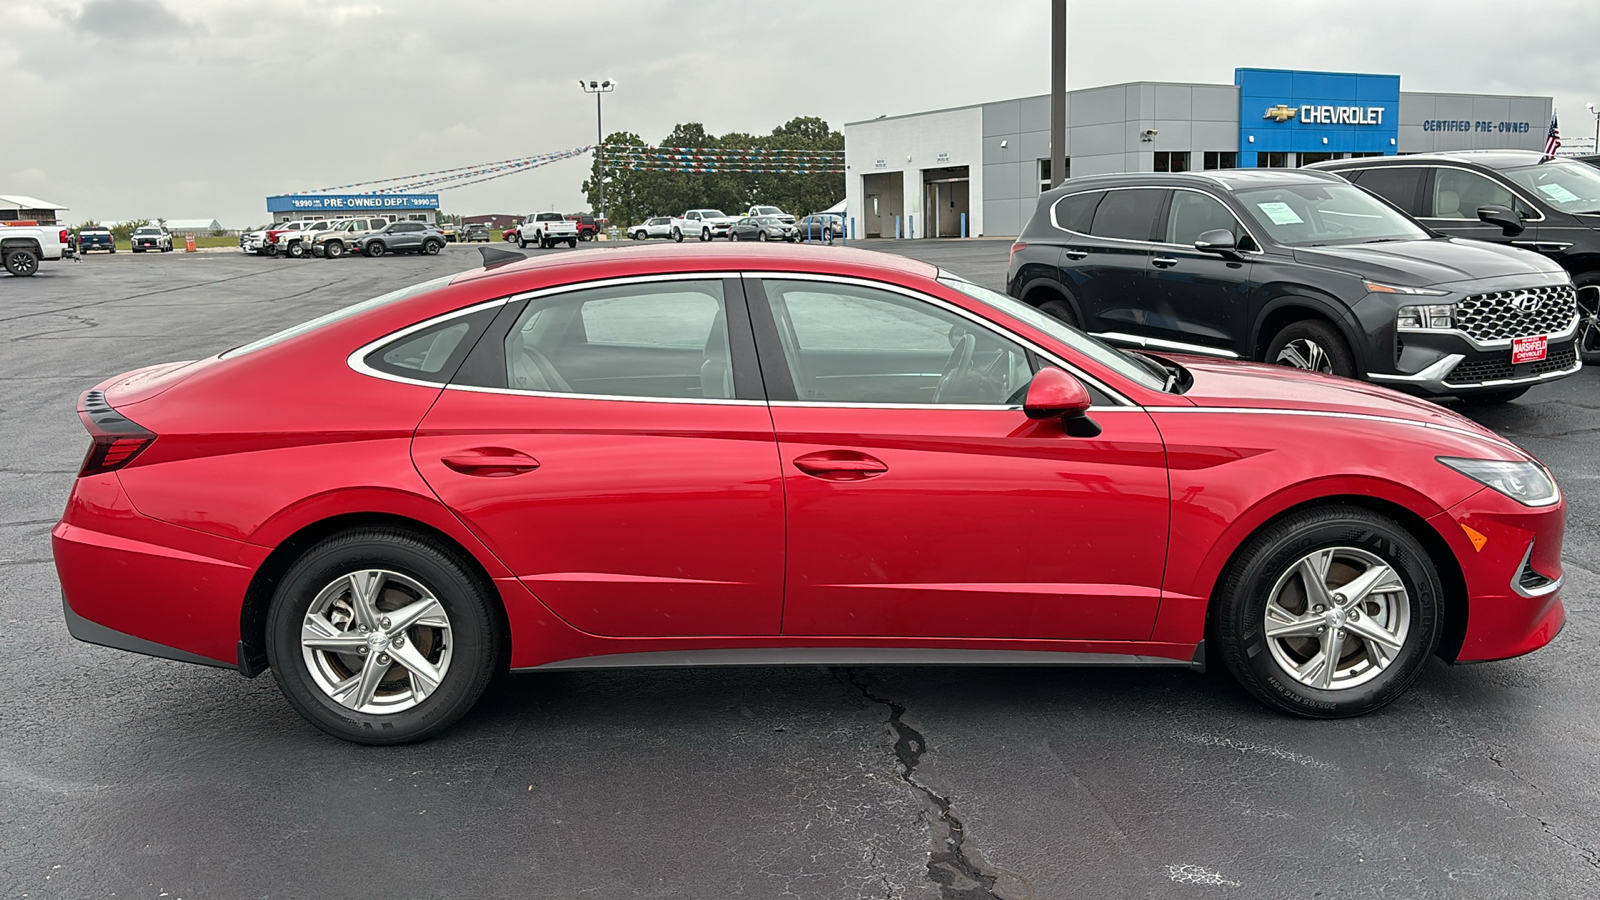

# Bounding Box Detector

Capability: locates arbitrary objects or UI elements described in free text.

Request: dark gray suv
[1006,168,1580,403]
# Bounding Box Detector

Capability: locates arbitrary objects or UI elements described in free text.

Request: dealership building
[842,68,1553,239]
[264,193,441,225]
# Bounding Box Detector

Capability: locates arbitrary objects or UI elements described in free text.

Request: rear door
[412,276,786,637]
[1063,188,1164,340]
[1146,189,1256,355]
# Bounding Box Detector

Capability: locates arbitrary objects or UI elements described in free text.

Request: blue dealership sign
[266,193,440,213]
[1236,68,1399,165]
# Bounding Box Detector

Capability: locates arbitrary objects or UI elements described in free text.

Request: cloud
[69,0,196,41]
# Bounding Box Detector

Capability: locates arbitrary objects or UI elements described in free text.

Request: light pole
[1587,102,1600,154]
[580,79,616,226]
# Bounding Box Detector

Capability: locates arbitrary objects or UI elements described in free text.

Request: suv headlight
[1438,457,1560,507]
[1396,303,1455,331]
[1366,280,1449,296]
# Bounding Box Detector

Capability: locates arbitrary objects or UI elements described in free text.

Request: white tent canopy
[164,218,224,233]
[823,198,846,215]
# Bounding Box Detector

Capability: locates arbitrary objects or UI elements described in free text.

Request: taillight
[1009,241,1027,267]
[60,229,70,245]
[78,390,156,477]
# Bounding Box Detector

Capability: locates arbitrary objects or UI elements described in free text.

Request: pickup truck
[2,222,73,276]
[77,226,116,253]
[266,219,334,258]
[518,212,578,249]
[676,209,736,241]
[311,216,390,259]
[745,205,796,225]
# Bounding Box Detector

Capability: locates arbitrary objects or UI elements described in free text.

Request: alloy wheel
[299,569,454,715]
[1577,285,1600,362]
[1275,338,1333,373]
[1263,547,1410,691]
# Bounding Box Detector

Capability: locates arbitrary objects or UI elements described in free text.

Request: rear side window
[1050,191,1102,234]
[1347,167,1425,216]
[1088,189,1163,241]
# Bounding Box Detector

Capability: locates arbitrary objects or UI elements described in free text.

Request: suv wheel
[3,248,40,277]
[1037,298,1080,329]
[1266,320,1354,378]
[671,227,683,243]
[365,241,386,258]
[1574,274,1600,364]
[422,240,442,255]
[324,241,346,260]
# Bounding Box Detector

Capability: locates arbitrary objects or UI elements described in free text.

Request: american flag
[1545,111,1562,157]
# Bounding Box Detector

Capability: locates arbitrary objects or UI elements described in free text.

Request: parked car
[1006,168,1579,404]
[438,222,459,243]
[1308,150,1600,363]
[502,223,520,243]
[356,221,447,257]
[242,220,305,256]
[1,223,72,276]
[461,223,491,243]
[55,244,1567,744]
[630,216,676,240]
[728,215,797,242]
[678,209,736,241]
[517,212,578,249]
[745,205,796,225]
[565,214,600,241]
[312,217,390,259]
[78,226,116,253]
[796,214,845,241]
[131,225,173,253]
[267,219,336,259]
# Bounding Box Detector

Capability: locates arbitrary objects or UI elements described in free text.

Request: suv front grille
[1455,285,1578,343]
[1444,343,1577,386]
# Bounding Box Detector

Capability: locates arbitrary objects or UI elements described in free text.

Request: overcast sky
[5,0,1600,227]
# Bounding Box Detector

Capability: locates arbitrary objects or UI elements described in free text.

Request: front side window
[503,280,734,400]
[762,279,1034,405]
[1502,161,1600,214]
[1234,183,1430,247]
[1429,168,1517,219]
[1163,190,1252,247]
[1089,189,1164,241]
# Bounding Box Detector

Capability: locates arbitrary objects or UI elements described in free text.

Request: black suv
[1006,168,1580,403]
[1308,150,1600,362]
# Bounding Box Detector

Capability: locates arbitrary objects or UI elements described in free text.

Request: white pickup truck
[674,209,737,241]
[518,212,578,249]
[2,223,73,277]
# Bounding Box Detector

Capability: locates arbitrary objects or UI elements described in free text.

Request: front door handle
[440,448,541,477]
[1064,249,1089,260]
[1152,256,1179,268]
[792,450,889,481]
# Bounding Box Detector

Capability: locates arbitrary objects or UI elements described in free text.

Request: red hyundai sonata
[54,245,1565,743]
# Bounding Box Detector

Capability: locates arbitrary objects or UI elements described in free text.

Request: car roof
[450,243,938,290]
[1043,168,1346,199]
[1307,149,1553,172]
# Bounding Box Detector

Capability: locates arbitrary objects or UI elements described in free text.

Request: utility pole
[1050,0,1067,188]
[581,79,616,223]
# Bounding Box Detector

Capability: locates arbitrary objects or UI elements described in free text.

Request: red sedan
[54,245,1566,744]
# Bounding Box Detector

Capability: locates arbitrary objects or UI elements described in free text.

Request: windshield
[938,276,1167,392]
[701,210,727,218]
[756,207,781,215]
[135,227,161,235]
[1234,183,1430,246]
[756,216,782,225]
[1503,161,1600,214]
[221,275,455,358]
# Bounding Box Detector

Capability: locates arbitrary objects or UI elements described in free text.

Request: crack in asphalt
[840,669,1027,900]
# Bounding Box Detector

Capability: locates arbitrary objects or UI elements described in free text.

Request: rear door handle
[1064,249,1089,260]
[792,450,889,481]
[1152,256,1179,268]
[440,448,541,477]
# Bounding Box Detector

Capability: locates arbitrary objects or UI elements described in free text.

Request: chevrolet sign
[1264,104,1297,123]
[1266,104,1386,126]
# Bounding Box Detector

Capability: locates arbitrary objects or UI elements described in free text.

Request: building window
[1203,151,1238,170]
[1153,152,1190,173]
[1297,152,1344,166]
[1346,151,1385,159]
[1256,152,1291,168]
[1038,157,1070,192]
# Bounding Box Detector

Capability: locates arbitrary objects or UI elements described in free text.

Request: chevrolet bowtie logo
[1264,104,1298,123]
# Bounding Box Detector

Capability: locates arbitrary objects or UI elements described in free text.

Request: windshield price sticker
[1512,335,1548,364]
[1256,202,1305,226]
[1536,183,1581,204]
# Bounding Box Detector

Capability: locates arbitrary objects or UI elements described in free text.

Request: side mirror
[1024,368,1101,437]
[1477,205,1525,237]
[1194,229,1237,254]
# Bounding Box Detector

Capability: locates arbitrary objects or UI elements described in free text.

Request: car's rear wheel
[1215,505,1441,718]
[1037,298,1080,329]
[266,528,500,745]
[1266,319,1355,378]
[366,241,386,258]
[672,228,683,243]
[422,240,442,255]
[3,248,40,277]
[1574,273,1600,365]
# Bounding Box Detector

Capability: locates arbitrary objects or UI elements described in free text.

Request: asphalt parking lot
[3,240,1599,899]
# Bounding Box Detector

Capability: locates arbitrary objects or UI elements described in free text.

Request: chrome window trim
[1332,162,1548,224]
[1091,331,1241,359]
[745,270,1137,407]
[1143,405,1525,453]
[1048,185,1266,255]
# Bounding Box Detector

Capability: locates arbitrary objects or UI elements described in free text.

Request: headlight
[1438,457,1560,507]
[1397,303,1455,330]
[1366,280,1449,296]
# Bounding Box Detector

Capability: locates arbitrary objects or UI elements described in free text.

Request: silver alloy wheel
[1263,547,1410,691]
[1275,338,1333,373]
[1577,285,1600,358]
[300,569,453,715]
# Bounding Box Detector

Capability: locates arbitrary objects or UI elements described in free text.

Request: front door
[413,277,785,638]
[750,276,1170,641]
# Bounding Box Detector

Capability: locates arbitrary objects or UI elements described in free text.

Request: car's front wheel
[266,528,501,745]
[1266,319,1355,379]
[1574,274,1600,365]
[324,241,345,259]
[365,241,386,258]
[1215,505,1441,718]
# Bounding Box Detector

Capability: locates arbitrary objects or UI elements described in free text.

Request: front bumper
[1369,335,1581,394]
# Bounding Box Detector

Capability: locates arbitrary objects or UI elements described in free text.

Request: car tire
[1037,298,1081,329]
[109,247,116,254]
[730,231,740,242]
[1457,386,1531,406]
[1574,272,1600,365]
[517,236,527,249]
[287,241,306,259]
[1215,504,1442,718]
[757,231,769,242]
[324,241,346,260]
[366,241,386,258]
[672,228,683,243]
[701,229,711,242]
[265,245,278,258]
[3,248,40,277]
[1265,319,1355,379]
[631,231,643,241]
[265,527,501,745]
[422,240,442,255]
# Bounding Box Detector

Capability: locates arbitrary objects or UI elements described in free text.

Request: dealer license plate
[1512,335,1548,364]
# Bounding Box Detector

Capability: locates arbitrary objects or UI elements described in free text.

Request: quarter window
[761,280,1034,405]
[502,280,735,400]
[1429,168,1517,219]
[1088,189,1164,241]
